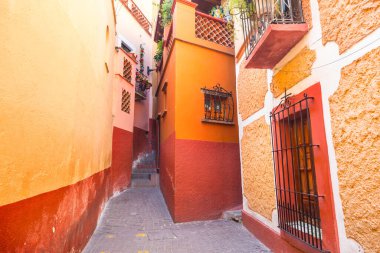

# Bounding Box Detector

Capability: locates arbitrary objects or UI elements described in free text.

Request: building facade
[233,0,379,252]
[0,0,119,251]
[154,0,242,222]
[0,0,156,251]
[115,0,157,167]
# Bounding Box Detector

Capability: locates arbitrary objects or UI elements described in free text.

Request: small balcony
[135,72,152,101]
[154,0,235,80]
[241,0,308,69]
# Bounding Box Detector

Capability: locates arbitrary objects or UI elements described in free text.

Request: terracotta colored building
[233,0,380,252]
[0,0,120,251]
[0,0,154,251]
[153,0,242,222]
[115,0,157,168]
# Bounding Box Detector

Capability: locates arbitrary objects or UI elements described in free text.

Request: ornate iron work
[239,0,305,58]
[121,89,131,113]
[201,84,234,124]
[123,58,132,83]
[135,72,152,101]
[270,90,325,252]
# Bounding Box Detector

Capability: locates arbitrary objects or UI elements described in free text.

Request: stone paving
[83,186,271,253]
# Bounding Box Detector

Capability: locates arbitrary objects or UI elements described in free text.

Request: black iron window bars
[121,89,131,113]
[201,84,234,124]
[270,91,325,252]
[240,0,305,58]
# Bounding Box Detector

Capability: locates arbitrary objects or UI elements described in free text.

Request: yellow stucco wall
[302,0,313,29]
[241,117,276,220]
[0,0,116,206]
[237,63,268,120]
[329,48,380,253]
[271,47,316,97]
[318,0,380,53]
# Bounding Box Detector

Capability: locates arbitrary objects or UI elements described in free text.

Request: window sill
[201,119,234,125]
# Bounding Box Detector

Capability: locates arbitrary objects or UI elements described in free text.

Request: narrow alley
[83,180,270,253]
[0,0,379,252]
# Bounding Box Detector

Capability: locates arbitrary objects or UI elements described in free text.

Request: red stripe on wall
[112,126,133,191]
[0,168,111,252]
[174,138,242,222]
[0,127,133,252]
[242,210,325,253]
[159,131,176,218]
[159,134,242,222]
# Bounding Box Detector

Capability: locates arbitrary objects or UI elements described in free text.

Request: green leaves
[160,0,173,27]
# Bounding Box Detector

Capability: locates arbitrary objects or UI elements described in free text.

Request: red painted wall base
[242,211,303,253]
[0,127,133,252]
[242,210,325,253]
[0,169,112,252]
[112,126,133,191]
[160,132,242,223]
[133,119,158,165]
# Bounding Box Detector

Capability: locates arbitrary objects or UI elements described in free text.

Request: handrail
[195,11,227,24]
[121,0,152,34]
[240,0,304,58]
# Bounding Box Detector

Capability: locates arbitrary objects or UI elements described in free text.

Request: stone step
[222,209,242,223]
[131,173,159,188]
[132,168,158,174]
[131,173,151,180]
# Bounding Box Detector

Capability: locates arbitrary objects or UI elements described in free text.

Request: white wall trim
[234,0,380,251]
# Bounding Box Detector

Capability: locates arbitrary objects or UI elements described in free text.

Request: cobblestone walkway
[83,187,271,253]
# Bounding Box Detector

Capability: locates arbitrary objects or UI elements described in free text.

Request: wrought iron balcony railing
[135,72,152,101]
[240,0,304,59]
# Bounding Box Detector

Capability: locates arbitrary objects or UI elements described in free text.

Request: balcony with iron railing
[121,0,152,35]
[135,72,152,101]
[240,0,308,69]
[156,0,235,79]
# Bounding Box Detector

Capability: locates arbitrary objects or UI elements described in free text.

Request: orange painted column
[156,0,242,222]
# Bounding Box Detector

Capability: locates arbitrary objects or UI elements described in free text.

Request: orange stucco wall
[318,0,380,53]
[175,40,239,143]
[0,0,115,206]
[157,0,241,222]
[329,48,380,253]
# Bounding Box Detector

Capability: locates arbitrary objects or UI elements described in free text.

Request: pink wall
[112,49,136,132]
[114,0,154,132]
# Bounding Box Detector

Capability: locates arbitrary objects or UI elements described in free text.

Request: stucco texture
[0,0,115,206]
[241,117,276,220]
[318,0,380,53]
[237,63,268,119]
[271,47,316,97]
[329,48,380,253]
[302,0,312,29]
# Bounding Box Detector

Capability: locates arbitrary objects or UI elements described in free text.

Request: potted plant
[160,0,173,28]
[154,40,163,64]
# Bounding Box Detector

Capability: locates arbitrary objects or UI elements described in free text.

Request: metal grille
[195,11,234,48]
[240,0,304,58]
[123,58,132,83]
[270,92,324,252]
[201,84,234,124]
[121,89,131,113]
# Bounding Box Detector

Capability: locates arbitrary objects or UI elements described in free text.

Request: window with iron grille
[121,89,131,114]
[201,84,234,124]
[123,58,132,83]
[270,91,324,251]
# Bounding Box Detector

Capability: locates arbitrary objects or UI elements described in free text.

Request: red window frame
[271,83,340,253]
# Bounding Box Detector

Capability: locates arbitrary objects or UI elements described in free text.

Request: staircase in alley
[131,151,159,188]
